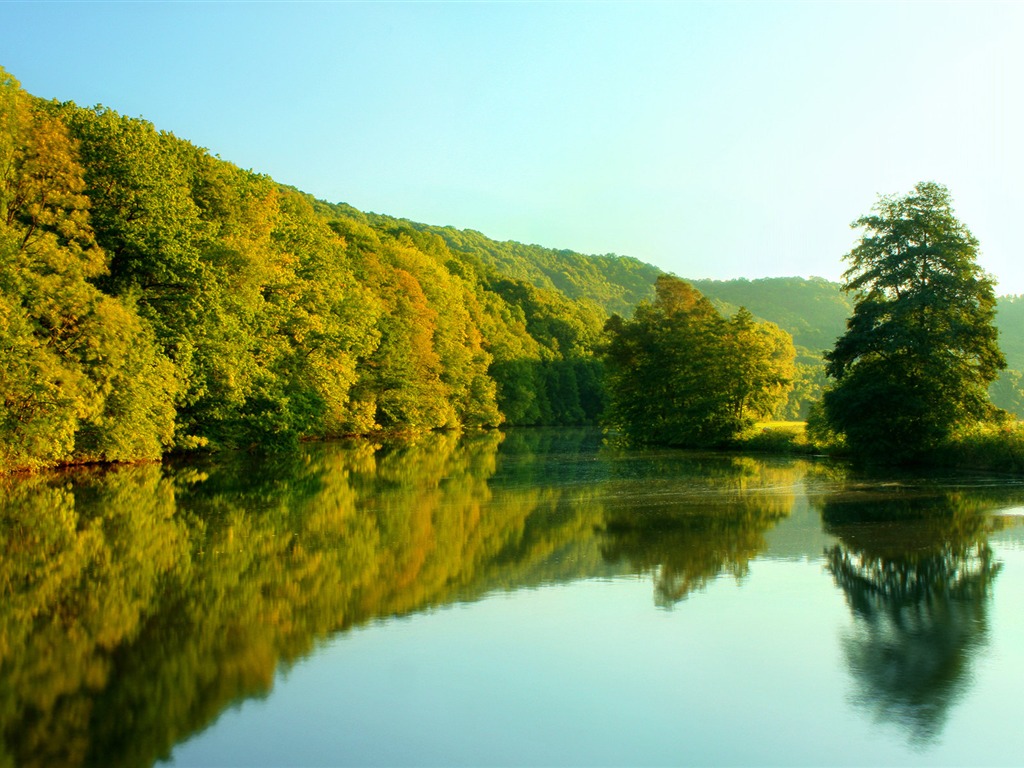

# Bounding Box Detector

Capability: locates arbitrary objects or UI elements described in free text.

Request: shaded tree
[821,182,1005,460]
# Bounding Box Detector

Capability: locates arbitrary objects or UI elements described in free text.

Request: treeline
[693,277,1024,420]
[6,64,1023,472]
[384,217,662,317]
[602,276,795,447]
[0,69,622,471]
[691,276,853,354]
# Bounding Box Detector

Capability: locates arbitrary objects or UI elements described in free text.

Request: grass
[934,421,1024,473]
[730,417,1024,473]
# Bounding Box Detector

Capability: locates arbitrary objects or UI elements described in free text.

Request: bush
[934,420,1024,473]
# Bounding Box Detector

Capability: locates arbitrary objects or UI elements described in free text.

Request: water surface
[3,429,1024,766]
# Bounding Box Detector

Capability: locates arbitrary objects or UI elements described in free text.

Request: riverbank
[734,419,1024,474]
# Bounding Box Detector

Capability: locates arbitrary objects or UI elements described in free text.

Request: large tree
[602,276,793,447]
[821,182,1005,460]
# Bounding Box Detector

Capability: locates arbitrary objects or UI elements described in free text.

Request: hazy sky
[3,1,1023,293]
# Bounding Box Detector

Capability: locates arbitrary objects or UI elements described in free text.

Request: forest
[0,68,652,471]
[2,66,1022,472]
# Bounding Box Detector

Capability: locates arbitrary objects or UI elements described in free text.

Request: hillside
[3,62,1022,472]
[996,295,1024,372]
[689,277,851,355]
[391,218,662,317]
[0,68,629,471]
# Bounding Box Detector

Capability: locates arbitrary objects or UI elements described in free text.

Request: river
[3,428,1024,766]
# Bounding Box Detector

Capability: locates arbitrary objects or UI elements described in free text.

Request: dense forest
[2,67,1022,472]
[0,68,655,471]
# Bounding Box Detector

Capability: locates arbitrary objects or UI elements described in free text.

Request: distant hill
[687,277,1024,417]
[996,295,1024,372]
[687,277,1020,369]
[689,277,852,355]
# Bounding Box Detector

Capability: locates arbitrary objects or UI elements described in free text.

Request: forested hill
[1,68,637,471]
[689,277,852,355]
[4,64,1023,472]
[372,216,663,317]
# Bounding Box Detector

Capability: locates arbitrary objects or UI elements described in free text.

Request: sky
[2,1,1023,293]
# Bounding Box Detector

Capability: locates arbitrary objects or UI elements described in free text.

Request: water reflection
[816,481,1009,745]
[2,431,606,768]
[2,433,1023,766]
[0,466,187,768]
[600,455,803,605]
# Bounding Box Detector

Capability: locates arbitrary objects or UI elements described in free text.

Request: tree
[0,69,177,470]
[602,275,794,447]
[821,182,1005,460]
[720,308,795,423]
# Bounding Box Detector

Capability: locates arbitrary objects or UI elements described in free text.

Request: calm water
[3,428,1024,767]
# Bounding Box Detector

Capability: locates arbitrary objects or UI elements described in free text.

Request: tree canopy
[0,68,620,471]
[5,64,1020,472]
[820,182,1005,460]
[602,275,794,447]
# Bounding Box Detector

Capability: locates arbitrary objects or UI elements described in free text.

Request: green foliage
[0,69,178,470]
[689,278,853,420]
[925,419,1024,473]
[602,276,795,447]
[775,359,828,420]
[733,421,814,454]
[822,182,1005,462]
[993,294,1024,371]
[691,276,852,354]
[3,67,643,470]
[989,369,1024,418]
[990,297,1024,417]
[484,276,605,425]
[376,215,662,317]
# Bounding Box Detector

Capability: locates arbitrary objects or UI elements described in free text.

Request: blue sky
[3,1,1023,293]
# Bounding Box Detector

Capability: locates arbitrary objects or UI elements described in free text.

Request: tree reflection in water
[5,433,1024,767]
[0,429,619,768]
[819,485,1007,745]
[600,455,802,605]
